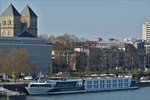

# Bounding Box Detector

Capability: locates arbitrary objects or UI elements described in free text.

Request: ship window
[113,80,117,83]
[107,80,111,83]
[102,80,104,84]
[109,80,111,83]
[100,85,102,88]
[119,79,123,83]
[89,85,92,89]
[125,79,128,82]
[113,84,115,87]
[100,80,102,84]
[102,80,105,83]
[127,83,128,86]
[87,85,89,89]
[124,84,126,87]
[90,81,92,84]
[107,80,109,83]
[124,79,126,82]
[121,79,123,82]
[118,84,123,87]
[125,83,128,87]
[93,85,98,89]
[87,81,90,84]
[94,81,98,84]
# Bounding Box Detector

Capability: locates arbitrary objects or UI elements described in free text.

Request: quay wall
[140,81,150,87]
[0,83,28,94]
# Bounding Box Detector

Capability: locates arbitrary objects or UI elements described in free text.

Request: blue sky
[0,0,150,40]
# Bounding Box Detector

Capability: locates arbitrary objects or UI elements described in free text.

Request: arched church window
[9,21,12,25]
[3,21,6,25]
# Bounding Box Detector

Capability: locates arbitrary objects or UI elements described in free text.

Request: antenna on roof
[10,0,12,4]
[26,0,29,5]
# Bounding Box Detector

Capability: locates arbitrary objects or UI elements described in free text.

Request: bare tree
[0,48,35,82]
[89,47,102,71]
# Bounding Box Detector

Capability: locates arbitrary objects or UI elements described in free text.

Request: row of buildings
[52,24,150,72]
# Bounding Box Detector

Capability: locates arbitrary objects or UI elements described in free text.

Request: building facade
[0,4,37,37]
[21,5,38,37]
[145,42,150,67]
[142,22,150,41]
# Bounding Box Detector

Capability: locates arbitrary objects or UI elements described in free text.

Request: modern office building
[145,42,150,67]
[142,22,150,41]
[0,37,52,73]
[133,40,145,68]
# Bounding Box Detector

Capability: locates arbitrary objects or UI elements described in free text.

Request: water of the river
[1,87,150,100]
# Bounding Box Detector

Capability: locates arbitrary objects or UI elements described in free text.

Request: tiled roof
[1,4,20,16]
[18,31,35,38]
[21,5,37,17]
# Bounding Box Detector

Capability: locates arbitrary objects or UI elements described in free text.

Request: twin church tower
[0,4,37,37]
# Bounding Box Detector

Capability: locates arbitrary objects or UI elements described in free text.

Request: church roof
[1,4,20,16]
[21,5,37,17]
[18,31,36,38]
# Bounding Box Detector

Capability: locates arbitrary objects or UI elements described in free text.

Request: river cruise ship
[25,75,139,95]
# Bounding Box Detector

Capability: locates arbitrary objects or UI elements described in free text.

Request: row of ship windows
[56,84,75,87]
[30,84,51,87]
[86,79,129,84]
[86,83,129,89]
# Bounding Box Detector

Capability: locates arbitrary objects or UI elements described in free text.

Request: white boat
[25,75,139,95]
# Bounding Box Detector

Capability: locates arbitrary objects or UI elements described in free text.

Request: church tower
[21,5,38,37]
[0,4,21,37]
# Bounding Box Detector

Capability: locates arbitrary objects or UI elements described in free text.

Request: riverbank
[140,80,150,87]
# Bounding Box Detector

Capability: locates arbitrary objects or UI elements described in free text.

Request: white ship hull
[26,76,139,95]
[26,86,139,95]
